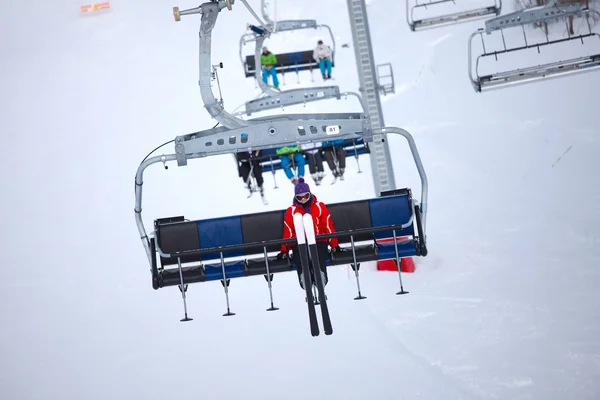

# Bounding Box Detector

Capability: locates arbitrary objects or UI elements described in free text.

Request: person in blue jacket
[276,145,306,185]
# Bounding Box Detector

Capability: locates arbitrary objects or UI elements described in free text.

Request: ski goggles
[295,192,310,202]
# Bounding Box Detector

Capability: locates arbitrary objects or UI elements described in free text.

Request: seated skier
[313,40,333,80]
[236,150,265,196]
[261,46,279,89]
[276,145,306,185]
[301,142,325,185]
[322,139,347,182]
[276,177,341,290]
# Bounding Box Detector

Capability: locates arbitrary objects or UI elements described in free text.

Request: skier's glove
[330,245,343,253]
[276,251,288,260]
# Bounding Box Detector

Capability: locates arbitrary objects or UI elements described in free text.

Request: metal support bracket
[174,1,251,129]
[485,0,584,34]
[174,112,371,166]
[245,86,341,115]
[265,19,318,32]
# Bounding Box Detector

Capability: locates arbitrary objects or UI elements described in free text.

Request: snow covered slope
[0,0,598,399]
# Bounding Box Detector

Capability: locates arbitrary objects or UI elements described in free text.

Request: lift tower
[346,0,396,196]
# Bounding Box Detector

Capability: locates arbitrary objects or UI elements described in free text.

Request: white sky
[1,0,599,399]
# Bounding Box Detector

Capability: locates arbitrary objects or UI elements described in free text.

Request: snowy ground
[1,0,599,399]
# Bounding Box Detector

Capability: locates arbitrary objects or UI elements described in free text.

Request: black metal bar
[263,246,279,311]
[158,222,412,258]
[234,143,367,165]
[483,33,597,60]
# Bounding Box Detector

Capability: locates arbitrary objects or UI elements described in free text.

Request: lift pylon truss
[468,1,600,92]
[406,0,502,31]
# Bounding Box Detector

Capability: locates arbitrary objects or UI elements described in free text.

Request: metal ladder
[347,0,395,195]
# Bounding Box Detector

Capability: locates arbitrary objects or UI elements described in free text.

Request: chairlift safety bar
[406,0,502,31]
[468,3,600,92]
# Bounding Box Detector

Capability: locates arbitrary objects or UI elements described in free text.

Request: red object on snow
[376,258,415,273]
[375,237,416,273]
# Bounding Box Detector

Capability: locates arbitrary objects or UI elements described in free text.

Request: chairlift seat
[327,200,378,265]
[468,3,600,92]
[204,261,246,280]
[159,265,206,286]
[241,210,294,276]
[155,220,202,266]
[152,190,423,289]
[244,51,335,78]
[406,0,502,31]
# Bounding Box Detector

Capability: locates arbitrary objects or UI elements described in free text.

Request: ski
[293,213,319,336]
[302,214,333,335]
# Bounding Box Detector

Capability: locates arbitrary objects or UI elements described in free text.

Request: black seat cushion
[245,257,292,276]
[329,245,378,265]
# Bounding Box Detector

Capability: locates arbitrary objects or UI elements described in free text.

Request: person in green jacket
[276,145,305,184]
[261,47,280,89]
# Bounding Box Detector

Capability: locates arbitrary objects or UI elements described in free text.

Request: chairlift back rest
[152,190,422,289]
[244,50,335,77]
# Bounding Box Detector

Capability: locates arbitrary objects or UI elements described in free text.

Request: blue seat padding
[377,239,417,259]
[197,216,245,261]
[369,195,413,239]
[203,260,246,281]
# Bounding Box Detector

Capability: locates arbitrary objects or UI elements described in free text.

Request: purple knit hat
[294,177,310,195]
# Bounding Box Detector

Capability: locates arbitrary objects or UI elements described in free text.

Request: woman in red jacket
[277,177,341,289]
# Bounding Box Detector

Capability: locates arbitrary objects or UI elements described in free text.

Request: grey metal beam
[244,86,341,115]
[485,1,585,34]
[173,112,372,166]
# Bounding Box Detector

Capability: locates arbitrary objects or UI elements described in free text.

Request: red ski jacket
[281,194,339,253]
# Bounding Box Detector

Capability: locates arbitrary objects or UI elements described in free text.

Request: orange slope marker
[80,1,111,14]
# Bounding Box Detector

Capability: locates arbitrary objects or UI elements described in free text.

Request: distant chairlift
[240,20,336,82]
[376,63,395,95]
[468,1,600,92]
[238,19,345,116]
[406,0,502,31]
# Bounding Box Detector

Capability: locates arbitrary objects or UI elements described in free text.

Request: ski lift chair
[406,0,502,31]
[239,18,336,82]
[239,20,343,113]
[376,63,395,95]
[468,1,600,92]
[243,50,336,80]
[153,1,428,334]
